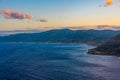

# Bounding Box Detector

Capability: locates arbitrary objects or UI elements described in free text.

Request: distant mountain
[0,30,43,36]
[88,33,120,56]
[0,29,120,45]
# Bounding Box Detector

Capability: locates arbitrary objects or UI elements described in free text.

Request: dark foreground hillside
[88,33,120,56]
[0,29,120,45]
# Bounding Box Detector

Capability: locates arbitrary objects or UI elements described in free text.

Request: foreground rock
[88,33,120,56]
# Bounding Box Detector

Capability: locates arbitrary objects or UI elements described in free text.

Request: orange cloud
[106,0,113,6]
[100,0,114,7]
[25,13,31,19]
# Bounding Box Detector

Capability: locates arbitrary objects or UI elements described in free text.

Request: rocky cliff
[88,34,120,56]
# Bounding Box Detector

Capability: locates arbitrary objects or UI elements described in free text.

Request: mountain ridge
[0,29,120,45]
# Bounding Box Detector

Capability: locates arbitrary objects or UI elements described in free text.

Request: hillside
[0,29,120,45]
[88,33,120,56]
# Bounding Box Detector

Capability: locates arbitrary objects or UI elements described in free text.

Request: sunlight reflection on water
[0,43,119,80]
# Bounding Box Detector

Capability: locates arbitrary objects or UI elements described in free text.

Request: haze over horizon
[0,0,120,31]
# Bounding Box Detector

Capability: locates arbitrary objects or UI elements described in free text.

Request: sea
[0,43,120,80]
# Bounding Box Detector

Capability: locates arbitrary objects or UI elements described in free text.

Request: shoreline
[1,42,119,57]
[88,49,120,57]
[0,42,98,46]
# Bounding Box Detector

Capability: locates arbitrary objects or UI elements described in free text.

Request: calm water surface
[0,43,120,80]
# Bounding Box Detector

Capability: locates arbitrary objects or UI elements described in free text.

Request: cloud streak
[40,19,47,22]
[0,10,31,20]
[0,9,47,23]
[112,26,120,30]
[0,9,48,24]
[96,25,111,30]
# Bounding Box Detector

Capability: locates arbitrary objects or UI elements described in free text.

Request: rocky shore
[88,33,120,57]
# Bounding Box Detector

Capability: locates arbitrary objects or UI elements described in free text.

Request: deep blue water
[0,43,120,80]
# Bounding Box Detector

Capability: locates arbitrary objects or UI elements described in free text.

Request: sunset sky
[0,0,120,31]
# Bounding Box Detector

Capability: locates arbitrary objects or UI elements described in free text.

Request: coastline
[0,42,119,57]
[0,41,99,46]
[88,48,120,57]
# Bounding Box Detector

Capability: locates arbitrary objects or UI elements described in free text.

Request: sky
[0,0,120,31]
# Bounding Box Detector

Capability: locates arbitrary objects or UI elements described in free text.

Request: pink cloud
[0,9,48,23]
[0,10,31,20]
[40,19,47,22]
